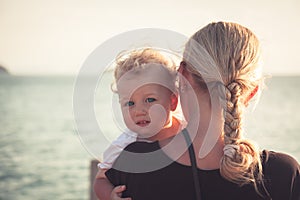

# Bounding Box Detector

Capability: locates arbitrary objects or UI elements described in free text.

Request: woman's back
[106,141,300,200]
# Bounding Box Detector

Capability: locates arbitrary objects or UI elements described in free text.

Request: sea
[0,74,299,200]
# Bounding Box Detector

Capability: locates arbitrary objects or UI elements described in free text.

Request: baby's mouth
[136,120,150,127]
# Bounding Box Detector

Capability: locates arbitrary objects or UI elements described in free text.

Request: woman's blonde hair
[183,22,266,195]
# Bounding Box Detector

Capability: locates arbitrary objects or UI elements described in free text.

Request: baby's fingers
[111,185,132,200]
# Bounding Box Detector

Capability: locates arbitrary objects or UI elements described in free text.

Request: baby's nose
[134,103,148,116]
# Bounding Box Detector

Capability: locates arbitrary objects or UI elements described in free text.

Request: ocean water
[0,75,299,200]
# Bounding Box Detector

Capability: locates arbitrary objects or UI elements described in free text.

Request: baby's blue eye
[125,101,134,107]
[146,98,156,103]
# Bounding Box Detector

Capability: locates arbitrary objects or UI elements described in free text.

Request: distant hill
[0,66,9,75]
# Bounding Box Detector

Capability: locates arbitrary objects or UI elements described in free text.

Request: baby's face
[118,83,176,138]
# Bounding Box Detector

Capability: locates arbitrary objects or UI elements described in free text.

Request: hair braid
[223,82,243,144]
[184,21,267,196]
[220,77,263,194]
[220,80,264,195]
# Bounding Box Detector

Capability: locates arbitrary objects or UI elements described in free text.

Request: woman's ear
[178,61,187,74]
[170,93,178,111]
[178,61,195,87]
[244,85,259,106]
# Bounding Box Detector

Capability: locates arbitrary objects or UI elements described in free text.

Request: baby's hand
[111,185,132,200]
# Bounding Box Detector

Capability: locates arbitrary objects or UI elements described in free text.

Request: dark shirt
[106,141,300,200]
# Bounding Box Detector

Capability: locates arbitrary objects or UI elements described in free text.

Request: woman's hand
[110,185,132,200]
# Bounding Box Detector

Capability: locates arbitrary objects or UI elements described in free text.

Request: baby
[96,48,185,178]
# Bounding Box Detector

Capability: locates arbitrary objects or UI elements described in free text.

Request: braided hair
[183,22,267,196]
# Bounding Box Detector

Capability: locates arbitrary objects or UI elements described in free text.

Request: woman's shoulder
[262,150,300,173]
[261,150,300,199]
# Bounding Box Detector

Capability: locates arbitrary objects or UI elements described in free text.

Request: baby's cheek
[149,104,167,122]
[149,104,167,128]
[121,109,134,127]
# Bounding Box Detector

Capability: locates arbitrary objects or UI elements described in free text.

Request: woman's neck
[195,93,225,169]
[160,99,225,170]
[182,116,224,170]
[159,129,224,170]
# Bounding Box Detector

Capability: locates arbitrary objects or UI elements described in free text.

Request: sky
[0,0,299,75]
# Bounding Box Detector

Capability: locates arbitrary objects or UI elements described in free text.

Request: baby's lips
[136,120,150,127]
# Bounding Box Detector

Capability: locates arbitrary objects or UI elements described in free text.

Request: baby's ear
[170,93,178,111]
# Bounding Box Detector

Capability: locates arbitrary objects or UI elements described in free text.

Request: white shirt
[97,129,139,169]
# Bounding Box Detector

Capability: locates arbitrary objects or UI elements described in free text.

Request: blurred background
[0,0,299,199]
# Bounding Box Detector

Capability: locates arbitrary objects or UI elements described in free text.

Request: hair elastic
[223,144,239,159]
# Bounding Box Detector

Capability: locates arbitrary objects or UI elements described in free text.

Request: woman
[94,22,300,200]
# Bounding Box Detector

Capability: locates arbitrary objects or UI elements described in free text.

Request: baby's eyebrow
[118,96,130,102]
[143,92,157,96]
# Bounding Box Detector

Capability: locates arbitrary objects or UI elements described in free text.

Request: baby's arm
[94,177,131,200]
[94,131,136,200]
[93,174,113,200]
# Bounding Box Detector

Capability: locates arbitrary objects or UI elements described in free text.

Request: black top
[106,141,300,200]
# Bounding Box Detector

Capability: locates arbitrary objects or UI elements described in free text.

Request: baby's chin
[130,125,164,139]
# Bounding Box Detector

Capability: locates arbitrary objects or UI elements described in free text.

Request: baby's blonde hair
[113,48,177,92]
[184,22,266,196]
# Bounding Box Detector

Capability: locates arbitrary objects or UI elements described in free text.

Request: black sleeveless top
[106,141,300,200]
